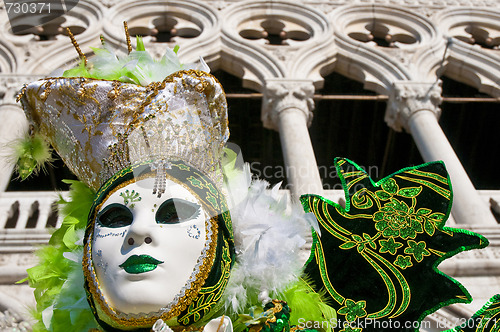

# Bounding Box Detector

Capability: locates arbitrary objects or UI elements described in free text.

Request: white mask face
[92,177,207,314]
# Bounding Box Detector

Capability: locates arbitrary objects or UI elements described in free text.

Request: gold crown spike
[19,70,229,191]
[66,27,87,66]
[123,21,132,53]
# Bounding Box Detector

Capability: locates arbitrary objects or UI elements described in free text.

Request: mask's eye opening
[156,198,201,224]
[97,203,133,228]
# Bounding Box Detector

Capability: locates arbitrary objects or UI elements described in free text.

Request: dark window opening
[212,70,286,187]
[312,72,423,190]
[439,76,500,190]
[5,201,20,229]
[25,201,40,228]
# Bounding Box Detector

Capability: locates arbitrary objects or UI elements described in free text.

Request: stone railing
[0,191,64,230]
[1,189,499,231]
[1,190,499,263]
[2,189,498,254]
[0,191,66,254]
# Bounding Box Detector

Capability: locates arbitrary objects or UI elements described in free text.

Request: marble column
[386,81,497,225]
[0,76,34,192]
[0,103,28,191]
[262,79,323,200]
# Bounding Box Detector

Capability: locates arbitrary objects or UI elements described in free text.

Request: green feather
[62,35,198,86]
[230,277,336,332]
[13,133,52,180]
[21,180,98,331]
[136,35,145,51]
[51,180,95,250]
[282,278,337,331]
[62,59,91,78]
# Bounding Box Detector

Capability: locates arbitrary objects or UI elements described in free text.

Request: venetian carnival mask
[91,177,208,314]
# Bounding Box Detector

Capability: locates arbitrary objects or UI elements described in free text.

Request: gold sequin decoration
[16,84,27,102]
[39,81,52,102]
[107,81,123,100]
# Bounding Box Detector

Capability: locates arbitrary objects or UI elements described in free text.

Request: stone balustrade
[1,190,498,233]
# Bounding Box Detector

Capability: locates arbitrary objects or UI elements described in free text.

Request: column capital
[385,81,443,132]
[262,79,316,131]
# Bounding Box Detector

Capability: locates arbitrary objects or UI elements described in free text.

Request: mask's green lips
[119,255,164,274]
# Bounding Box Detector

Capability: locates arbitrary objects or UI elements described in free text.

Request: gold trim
[16,84,27,102]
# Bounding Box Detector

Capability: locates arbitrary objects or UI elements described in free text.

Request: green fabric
[449,294,500,332]
[301,158,489,332]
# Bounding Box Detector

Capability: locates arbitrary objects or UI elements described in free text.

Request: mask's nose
[125,211,155,247]
[126,236,152,246]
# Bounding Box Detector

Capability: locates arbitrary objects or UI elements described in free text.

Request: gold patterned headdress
[18,70,229,191]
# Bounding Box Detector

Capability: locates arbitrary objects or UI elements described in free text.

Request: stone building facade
[0,0,499,330]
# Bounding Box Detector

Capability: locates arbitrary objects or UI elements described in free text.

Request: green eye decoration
[97,203,133,228]
[120,189,142,207]
[156,198,201,224]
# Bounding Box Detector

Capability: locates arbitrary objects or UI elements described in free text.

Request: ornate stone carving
[204,1,232,10]
[0,308,31,330]
[221,0,330,82]
[305,0,493,6]
[269,48,296,63]
[262,80,315,131]
[385,81,443,132]
[0,75,41,105]
[97,0,122,8]
[329,4,444,96]
[433,8,500,97]
[102,0,218,66]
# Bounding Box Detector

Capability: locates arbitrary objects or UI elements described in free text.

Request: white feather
[222,163,314,313]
